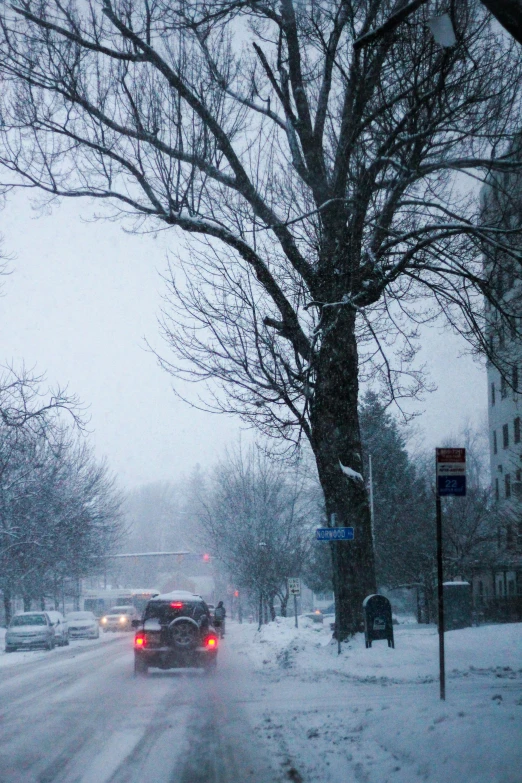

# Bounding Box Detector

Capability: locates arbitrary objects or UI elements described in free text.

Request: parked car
[100,605,139,632]
[46,611,69,646]
[133,591,218,675]
[5,612,55,652]
[66,611,100,639]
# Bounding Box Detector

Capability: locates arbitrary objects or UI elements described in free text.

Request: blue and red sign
[436,448,466,497]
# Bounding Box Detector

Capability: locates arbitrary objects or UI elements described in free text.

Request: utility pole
[368,454,375,546]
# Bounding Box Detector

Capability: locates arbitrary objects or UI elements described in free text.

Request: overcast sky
[0,190,487,490]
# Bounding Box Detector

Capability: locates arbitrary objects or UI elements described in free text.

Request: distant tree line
[0,369,123,623]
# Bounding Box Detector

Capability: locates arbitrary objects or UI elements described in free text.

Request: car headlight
[101,617,107,624]
[119,616,126,623]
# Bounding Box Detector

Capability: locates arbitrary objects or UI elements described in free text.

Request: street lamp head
[428,14,457,48]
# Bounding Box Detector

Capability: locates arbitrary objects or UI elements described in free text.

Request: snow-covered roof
[149,590,202,602]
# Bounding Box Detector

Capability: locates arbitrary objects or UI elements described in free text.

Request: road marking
[79,729,146,783]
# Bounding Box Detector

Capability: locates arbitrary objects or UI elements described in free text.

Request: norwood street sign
[316,527,354,541]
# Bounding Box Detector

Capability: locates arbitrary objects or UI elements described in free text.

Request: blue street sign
[437,475,466,496]
[316,527,354,541]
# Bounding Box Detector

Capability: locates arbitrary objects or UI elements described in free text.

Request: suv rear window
[144,601,206,624]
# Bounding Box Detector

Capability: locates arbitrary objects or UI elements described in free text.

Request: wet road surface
[0,630,275,783]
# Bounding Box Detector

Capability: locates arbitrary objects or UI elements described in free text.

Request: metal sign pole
[294,593,298,628]
[436,493,445,701]
[435,446,465,702]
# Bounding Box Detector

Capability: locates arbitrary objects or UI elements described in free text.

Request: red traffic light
[202,553,210,562]
[234,591,239,597]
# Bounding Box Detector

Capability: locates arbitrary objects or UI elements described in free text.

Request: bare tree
[0,365,84,434]
[0,1,521,636]
[0,422,123,622]
[198,445,312,622]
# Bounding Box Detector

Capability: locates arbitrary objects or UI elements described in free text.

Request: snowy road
[0,633,275,783]
[1,621,521,783]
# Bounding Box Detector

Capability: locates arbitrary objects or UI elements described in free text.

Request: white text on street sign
[288,578,301,596]
[316,527,354,541]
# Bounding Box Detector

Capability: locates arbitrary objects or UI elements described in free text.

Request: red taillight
[170,602,184,609]
[135,634,146,647]
[206,636,217,648]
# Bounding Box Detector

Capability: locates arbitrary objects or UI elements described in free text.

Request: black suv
[133,591,218,675]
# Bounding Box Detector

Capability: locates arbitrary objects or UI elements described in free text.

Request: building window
[513,364,519,393]
[515,417,521,445]
[506,525,514,549]
[503,423,509,448]
[495,478,499,501]
[491,381,496,406]
[501,375,507,399]
[493,430,498,454]
[505,473,511,498]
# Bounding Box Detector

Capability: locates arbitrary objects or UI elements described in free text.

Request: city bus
[82,588,160,617]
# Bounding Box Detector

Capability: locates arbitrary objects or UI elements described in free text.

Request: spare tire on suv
[169,617,199,649]
[133,591,219,676]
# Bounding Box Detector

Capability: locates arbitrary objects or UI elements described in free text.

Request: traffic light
[202,553,210,563]
[234,590,239,597]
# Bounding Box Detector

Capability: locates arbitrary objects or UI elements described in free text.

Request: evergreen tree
[359,392,434,593]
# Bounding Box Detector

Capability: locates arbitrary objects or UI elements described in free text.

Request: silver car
[5,612,55,652]
[66,611,100,639]
[46,610,69,646]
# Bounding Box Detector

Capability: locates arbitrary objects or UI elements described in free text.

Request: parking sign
[436,448,466,496]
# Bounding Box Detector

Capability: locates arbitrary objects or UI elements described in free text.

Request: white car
[46,611,69,646]
[65,611,100,639]
[5,612,56,651]
[100,605,139,632]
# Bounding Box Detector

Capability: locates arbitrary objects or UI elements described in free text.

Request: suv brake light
[134,633,147,647]
[170,602,184,609]
[205,635,218,649]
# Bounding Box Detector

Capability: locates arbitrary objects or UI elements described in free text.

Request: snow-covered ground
[0,617,520,782]
[229,616,522,783]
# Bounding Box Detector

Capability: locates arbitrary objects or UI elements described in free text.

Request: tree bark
[3,587,12,626]
[310,309,376,639]
[279,587,289,618]
[258,591,262,631]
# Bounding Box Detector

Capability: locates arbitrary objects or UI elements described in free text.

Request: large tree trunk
[3,587,12,626]
[310,310,376,640]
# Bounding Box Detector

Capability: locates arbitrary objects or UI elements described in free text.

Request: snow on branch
[339,461,364,483]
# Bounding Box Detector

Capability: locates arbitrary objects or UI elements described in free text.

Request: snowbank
[232,615,522,683]
[228,617,522,783]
